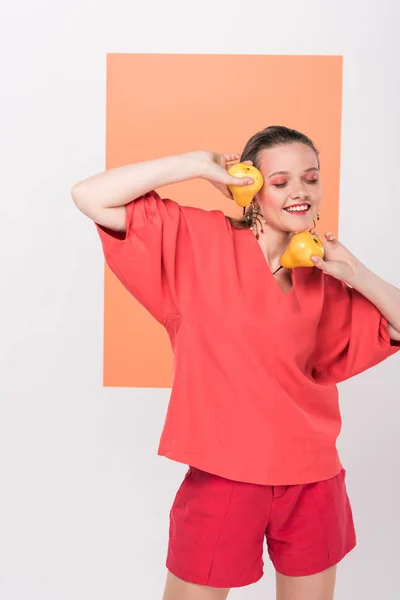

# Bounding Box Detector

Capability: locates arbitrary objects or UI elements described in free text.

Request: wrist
[346,260,369,288]
[185,151,214,180]
[158,151,208,184]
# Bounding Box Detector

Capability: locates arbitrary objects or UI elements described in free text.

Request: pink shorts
[167,467,356,588]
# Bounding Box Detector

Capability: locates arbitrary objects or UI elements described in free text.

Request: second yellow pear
[281,232,325,268]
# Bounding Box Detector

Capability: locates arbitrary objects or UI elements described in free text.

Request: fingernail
[247,179,254,184]
[311,256,318,263]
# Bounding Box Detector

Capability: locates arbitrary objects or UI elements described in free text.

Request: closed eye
[274,179,319,189]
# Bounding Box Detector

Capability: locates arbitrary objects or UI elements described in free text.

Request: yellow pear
[281,232,324,268]
[227,163,264,208]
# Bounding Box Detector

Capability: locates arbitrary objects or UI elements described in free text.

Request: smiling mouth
[283,203,311,214]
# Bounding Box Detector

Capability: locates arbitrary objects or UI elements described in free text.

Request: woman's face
[255,143,322,233]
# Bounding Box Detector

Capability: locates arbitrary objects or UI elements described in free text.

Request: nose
[290,186,308,201]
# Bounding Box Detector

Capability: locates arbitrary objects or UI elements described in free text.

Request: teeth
[285,204,309,212]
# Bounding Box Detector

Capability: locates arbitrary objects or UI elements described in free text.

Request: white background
[1,0,399,598]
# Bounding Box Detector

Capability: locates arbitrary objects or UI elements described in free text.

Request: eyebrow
[268,167,319,179]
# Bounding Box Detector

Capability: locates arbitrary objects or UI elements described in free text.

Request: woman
[72,126,400,600]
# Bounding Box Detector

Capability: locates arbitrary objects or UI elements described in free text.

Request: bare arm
[348,264,400,341]
[71,151,254,232]
[310,232,400,341]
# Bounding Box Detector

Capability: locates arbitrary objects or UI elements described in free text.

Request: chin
[282,215,315,233]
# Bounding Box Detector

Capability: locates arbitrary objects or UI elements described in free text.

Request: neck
[255,224,293,271]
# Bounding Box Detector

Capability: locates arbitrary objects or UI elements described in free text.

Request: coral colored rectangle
[104,54,342,387]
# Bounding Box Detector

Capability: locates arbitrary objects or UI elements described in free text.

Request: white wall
[1,0,399,598]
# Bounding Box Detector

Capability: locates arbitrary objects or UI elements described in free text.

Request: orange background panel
[104,54,343,388]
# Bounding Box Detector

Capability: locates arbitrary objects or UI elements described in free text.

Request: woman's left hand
[308,230,363,284]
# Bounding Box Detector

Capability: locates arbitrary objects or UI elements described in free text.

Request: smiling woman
[72,124,400,600]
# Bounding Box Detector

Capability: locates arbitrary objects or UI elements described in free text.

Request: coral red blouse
[96,191,399,485]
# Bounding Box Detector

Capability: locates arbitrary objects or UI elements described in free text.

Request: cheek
[311,183,323,201]
[258,187,285,208]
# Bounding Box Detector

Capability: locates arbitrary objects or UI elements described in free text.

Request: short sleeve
[95,190,184,325]
[312,275,400,384]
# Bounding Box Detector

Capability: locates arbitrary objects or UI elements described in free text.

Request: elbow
[387,323,400,342]
[71,182,87,212]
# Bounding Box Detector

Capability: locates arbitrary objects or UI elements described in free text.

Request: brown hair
[229,125,320,229]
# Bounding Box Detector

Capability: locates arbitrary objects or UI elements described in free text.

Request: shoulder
[179,204,231,233]
[322,273,351,295]
[136,191,229,232]
[318,273,352,315]
[295,270,349,310]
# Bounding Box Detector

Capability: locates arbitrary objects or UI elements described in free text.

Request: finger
[310,255,326,268]
[325,232,336,242]
[309,227,317,235]
[310,256,333,274]
[226,158,254,167]
[228,175,254,186]
[224,153,241,163]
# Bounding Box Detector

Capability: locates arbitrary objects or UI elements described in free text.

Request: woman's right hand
[195,151,254,199]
